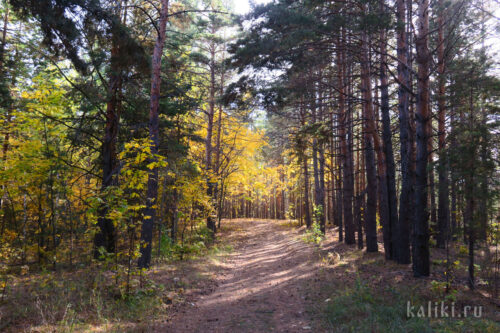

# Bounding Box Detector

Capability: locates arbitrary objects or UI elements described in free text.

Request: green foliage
[430,280,448,296]
[303,222,323,245]
[159,232,176,259]
[458,245,468,256]
[313,204,324,225]
[158,224,214,261]
[9,0,148,73]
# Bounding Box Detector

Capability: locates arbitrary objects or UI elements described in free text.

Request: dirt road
[163,219,321,332]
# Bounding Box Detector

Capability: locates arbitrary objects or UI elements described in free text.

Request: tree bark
[465,155,475,289]
[335,133,343,241]
[355,121,364,250]
[205,39,217,234]
[214,54,225,228]
[300,107,312,228]
[94,1,127,258]
[337,33,355,244]
[312,83,326,233]
[360,30,378,253]
[138,0,169,269]
[396,0,412,264]
[379,0,398,260]
[413,0,431,277]
[436,0,449,249]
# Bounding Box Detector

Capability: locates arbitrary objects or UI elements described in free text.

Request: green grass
[324,279,499,333]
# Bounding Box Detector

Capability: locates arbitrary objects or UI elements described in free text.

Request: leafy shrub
[303,222,324,244]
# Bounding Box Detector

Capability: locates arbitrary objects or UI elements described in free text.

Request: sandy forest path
[163,219,322,332]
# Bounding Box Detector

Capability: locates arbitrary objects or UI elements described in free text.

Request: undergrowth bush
[303,222,324,244]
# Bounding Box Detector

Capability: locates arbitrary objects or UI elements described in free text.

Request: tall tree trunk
[94,81,119,256]
[318,144,326,232]
[355,122,364,250]
[205,38,217,234]
[338,33,355,244]
[318,79,326,233]
[379,0,398,260]
[328,110,337,231]
[218,179,225,228]
[302,148,312,229]
[0,6,8,71]
[94,1,127,257]
[312,82,326,233]
[436,0,449,249]
[335,133,343,241]
[313,135,321,221]
[396,0,412,264]
[429,159,437,237]
[0,6,10,240]
[465,154,475,289]
[478,140,488,242]
[138,0,169,269]
[413,0,431,277]
[360,30,378,253]
[214,58,225,228]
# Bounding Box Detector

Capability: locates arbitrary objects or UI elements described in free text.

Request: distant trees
[229,0,500,284]
[192,0,233,234]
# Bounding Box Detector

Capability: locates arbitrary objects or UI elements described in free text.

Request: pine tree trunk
[413,0,431,277]
[355,127,364,250]
[379,6,399,259]
[302,149,312,229]
[313,136,320,217]
[138,0,169,269]
[436,0,450,248]
[396,0,412,264]
[94,4,125,258]
[312,85,326,233]
[465,164,475,289]
[360,30,378,253]
[329,110,337,229]
[214,62,225,228]
[335,135,343,241]
[205,40,217,233]
[337,33,355,244]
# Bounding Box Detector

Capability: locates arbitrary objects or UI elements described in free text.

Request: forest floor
[160,219,321,332]
[3,219,500,332]
[152,219,500,332]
